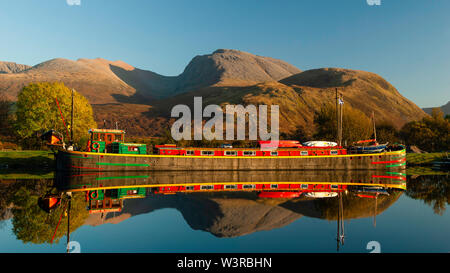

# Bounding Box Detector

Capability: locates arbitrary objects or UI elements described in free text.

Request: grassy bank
[406,153,448,165]
[0,150,55,179]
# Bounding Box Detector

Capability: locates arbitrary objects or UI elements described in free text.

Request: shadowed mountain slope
[152,68,427,136]
[423,101,450,116]
[0,61,31,74]
[0,51,426,136]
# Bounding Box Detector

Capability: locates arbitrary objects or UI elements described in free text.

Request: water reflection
[2,171,406,245]
[2,171,449,251]
[406,175,450,215]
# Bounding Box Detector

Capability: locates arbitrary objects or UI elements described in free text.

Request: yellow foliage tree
[15,82,97,147]
[314,103,372,144]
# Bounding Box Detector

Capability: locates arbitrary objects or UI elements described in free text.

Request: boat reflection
[51,170,407,250]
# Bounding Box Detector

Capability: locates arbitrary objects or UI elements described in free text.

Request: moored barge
[55,129,406,172]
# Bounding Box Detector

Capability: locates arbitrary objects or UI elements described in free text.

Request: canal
[0,171,448,253]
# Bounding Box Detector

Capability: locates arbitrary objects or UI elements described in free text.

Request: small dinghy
[348,139,388,154]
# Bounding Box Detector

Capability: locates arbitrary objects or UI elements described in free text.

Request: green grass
[406,167,448,176]
[406,152,448,165]
[0,150,54,159]
[0,172,55,179]
[0,150,55,179]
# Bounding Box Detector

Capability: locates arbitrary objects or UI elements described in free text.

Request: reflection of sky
[0,195,449,253]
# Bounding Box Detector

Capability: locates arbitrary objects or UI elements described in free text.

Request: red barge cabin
[56,129,406,172]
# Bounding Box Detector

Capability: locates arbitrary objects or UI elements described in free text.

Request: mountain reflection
[2,170,447,246]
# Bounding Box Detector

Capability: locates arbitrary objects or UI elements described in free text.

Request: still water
[0,171,448,253]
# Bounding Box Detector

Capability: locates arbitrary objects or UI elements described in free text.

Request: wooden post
[71,89,74,143]
[336,88,339,144]
[372,111,377,142]
[66,197,71,253]
[339,93,343,146]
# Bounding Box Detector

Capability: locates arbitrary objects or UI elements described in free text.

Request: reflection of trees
[406,175,450,215]
[5,180,88,244]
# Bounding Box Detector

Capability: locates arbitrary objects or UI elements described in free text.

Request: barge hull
[56,149,406,172]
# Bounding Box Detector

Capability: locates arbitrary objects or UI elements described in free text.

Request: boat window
[243,151,256,156]
[225,151,237,156]
[128,146,139,152]
[94,133,101,141]
[201,151,214,156]
[225,185,238,189]
[271,151,278,156]
[301,151,309,156]
[185,186,195,191]
[301,184,308,189]
[243,184,256,189]
[270,184,278,189]
[186,150,195,155]
[127,190,138,195]
[330,150,338,155]
[200,185,214,190]
[107,134,113,142]
[331,184,339,189]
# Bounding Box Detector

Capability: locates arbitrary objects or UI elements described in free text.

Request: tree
[314,103,372,144]
[14,82,96,147]
[400,108,450,152]
[286,125,311,142]
[0,95,12,137]
[11,186,88,244]
[375,121,399,144]
[406,175,450,215]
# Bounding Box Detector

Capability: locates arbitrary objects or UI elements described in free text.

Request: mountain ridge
[0,49,427,136]
[0,61,31,74]
[423,101,450,116]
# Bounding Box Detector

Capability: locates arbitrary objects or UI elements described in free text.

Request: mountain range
[423,101,450,116]
[0,49,427,136]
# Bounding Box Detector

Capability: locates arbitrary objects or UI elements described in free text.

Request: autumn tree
[11,186,88,244]
[406,175,450,215]
[0,94,12,137]
[400,108,450,152]
[281,125,312,142]
[14,82,96,148]
[375,121,400,144]
[314,103,372,144]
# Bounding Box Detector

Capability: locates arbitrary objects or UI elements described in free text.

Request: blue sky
[0,0,449,107]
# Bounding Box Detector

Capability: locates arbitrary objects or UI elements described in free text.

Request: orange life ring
[90,191,98,200]
[92,142,100,152]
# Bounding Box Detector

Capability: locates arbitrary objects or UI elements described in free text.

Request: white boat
[302,141,338,147]
[305,192,338,198]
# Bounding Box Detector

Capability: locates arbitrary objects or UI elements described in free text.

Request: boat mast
[336,88,339,145]
[70,89,74,144]
[339,93,343,146]
[372,111,377,142]
[336,192,345,251]
[373,193,378,228]
[66,194,71,253]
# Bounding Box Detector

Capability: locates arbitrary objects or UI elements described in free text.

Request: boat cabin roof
[89,129,125,134]
[156,146,343,151]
